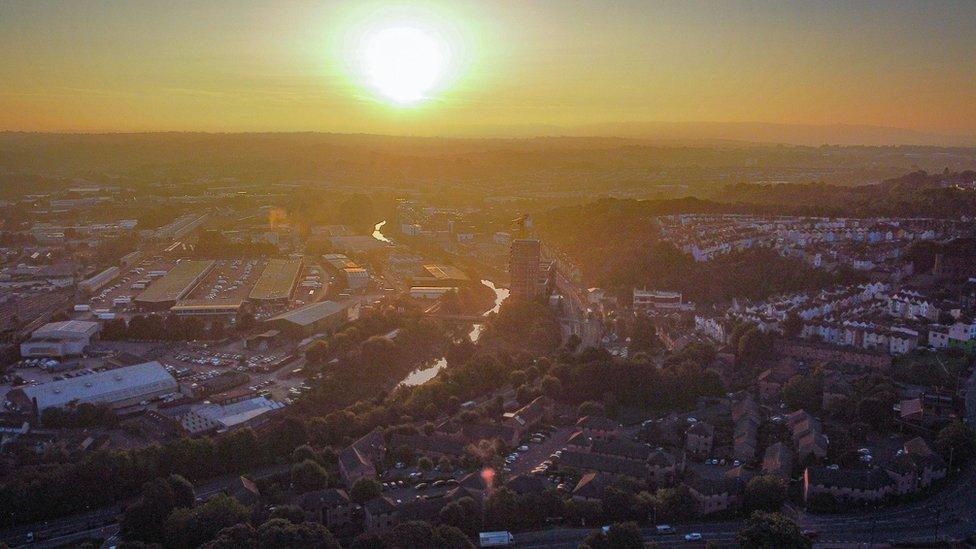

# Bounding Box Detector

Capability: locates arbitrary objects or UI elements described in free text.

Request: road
[552,268,602,349]
[0,464,290,548]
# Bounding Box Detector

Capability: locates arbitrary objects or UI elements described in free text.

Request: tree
[579,401,607,418]
[736,511,811,548]
[200,523,258,549]
[579,522,642,549]
[782,311,803,339]
[269,504,307,524]
[350,478,383,503]
[350,533,387,549]
[540,375,563,400]
[291,459,329,493]
[653,486,698,523]
[121,475,195,543]
[438,496,482,537]
[164,494,249,549]
[782,375,822,413]
[738,327,772,366]
[256,518,341,548]
[484,487,519,529]
[744,475,787,512]
[606,522,644,548]
[418,456,434,472]
[383,521,437,549]
[434,525,476,549]
[936,420,976,465]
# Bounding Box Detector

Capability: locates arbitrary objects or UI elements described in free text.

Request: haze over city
[2,2,976,548]
[2,0,976,144]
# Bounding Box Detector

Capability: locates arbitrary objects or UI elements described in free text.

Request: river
[398,279,509,387]
[372,220,392,243]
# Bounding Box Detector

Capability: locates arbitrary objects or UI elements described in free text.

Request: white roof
[15,361,176,411]
[190,397,284,429]
[33,320,100,339]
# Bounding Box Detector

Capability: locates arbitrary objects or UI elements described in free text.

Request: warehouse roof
[136,260,214,303]
[9,361,177,411]
[249,258,302,301]
[269,300,349,327]
[33,320,100,339]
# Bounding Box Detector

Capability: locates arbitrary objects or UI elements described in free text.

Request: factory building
[5,361,178,413]
[20,320,101,358]
[266,300,357,338]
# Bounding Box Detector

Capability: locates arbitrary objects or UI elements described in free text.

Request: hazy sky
[1,0,975,136]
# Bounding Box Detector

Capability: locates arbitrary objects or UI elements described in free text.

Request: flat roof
[249,258,302,301]
[423,264,469,281]
[136,260,215,303]
[10,361,177,411]
[171,298,245,311]
[269,300,349,327]
[34,320,100,337]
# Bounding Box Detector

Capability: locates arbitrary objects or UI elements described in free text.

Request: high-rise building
[509,239,541,300]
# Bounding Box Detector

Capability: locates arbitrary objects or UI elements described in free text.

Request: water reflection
[399,279,508,387]
[372,220,391,243]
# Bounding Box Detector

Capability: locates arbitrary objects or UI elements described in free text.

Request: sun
[361,26,447,105]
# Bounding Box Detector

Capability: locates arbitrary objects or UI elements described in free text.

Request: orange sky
[1,0,975,139]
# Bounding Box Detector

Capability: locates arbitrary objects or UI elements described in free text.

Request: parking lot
[184,258,267,302]
[505,426,576,477]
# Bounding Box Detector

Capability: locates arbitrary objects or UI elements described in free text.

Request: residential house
[363,496,398,532]
[802,467,893,503]
[685,421,715,457]
[297,489,352,528]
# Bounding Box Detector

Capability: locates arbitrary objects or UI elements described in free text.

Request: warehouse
[412,264,470,287]
[179,396,285,435]
[20,320,101,358]
[266,300,357,337]
[135,260,215,309]
[249,258,302,302]
[5,361,178,413]
[78,266,119,294]
[171,298,245,317]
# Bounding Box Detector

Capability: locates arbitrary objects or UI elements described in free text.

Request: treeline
[193,230,279,258]
[0,423,307,528]
[40,402,118,429]
[535,198,862,304]
[101,314,230,341]
[716,170,976,218]
[299,299,453,421]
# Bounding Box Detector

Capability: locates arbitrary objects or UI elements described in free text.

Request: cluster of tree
[477,298,561,355]
[193,230,279,258]
[736,511,811,548]
[538,201,859,305]
[40,402,118,429]
[0,421,309,528]
[718,170,976,219]
[101,314,228,341]
[438,282,498,317]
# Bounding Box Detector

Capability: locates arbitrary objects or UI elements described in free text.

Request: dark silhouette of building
[509,239,541,300]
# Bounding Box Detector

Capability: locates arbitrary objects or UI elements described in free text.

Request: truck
[73,304,91,312]
[479,531,514,547]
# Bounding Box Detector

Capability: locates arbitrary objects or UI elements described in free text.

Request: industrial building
[78,266,119,294]
[5,361,178,413]
[266,300,357,337]
[509,239,541,300]
[249,258,302,302]
[135,260,215,309]
[179,396,284,435]
[171,298,245,317]
[411,264,470,287]
[20,320,101,358]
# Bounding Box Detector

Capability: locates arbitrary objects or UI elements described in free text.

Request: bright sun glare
[362,26,447,105]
